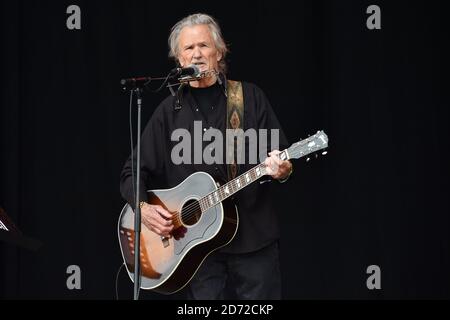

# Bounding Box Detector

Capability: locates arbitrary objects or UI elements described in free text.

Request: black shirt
[120,79,289,253]
[190,81,223,118]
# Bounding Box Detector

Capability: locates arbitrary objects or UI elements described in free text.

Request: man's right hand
[140,203,173,238]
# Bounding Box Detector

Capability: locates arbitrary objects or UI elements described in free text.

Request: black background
[1,0,449,299]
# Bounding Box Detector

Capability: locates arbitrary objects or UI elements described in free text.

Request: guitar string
[167,172,255,226]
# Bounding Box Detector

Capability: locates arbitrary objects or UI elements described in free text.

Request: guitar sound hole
[180,199,202,226]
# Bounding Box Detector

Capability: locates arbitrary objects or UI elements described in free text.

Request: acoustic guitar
[118,130,328,294]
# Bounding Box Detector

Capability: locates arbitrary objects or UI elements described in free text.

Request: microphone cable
[115,263,125,300]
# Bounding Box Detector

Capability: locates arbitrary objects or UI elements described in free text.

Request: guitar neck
[199,149,290,212]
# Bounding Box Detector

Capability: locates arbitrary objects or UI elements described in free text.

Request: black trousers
[186,241,281,300]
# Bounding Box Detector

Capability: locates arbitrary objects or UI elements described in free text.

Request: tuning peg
[315,154,318,159]
[322,151,328,155]
[306,157,310,162]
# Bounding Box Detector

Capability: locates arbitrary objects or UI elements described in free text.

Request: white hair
[168,13,229,73]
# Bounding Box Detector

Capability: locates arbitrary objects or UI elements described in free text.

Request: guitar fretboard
[198,150,289,212]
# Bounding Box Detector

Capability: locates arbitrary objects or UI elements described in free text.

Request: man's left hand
[264,150,293,180]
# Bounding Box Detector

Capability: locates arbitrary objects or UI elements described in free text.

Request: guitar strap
[226,80,244,181]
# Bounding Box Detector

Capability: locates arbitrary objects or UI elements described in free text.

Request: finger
[151,213,173,228]
[269,157,280,171]
[152,213,173,227]
[155,223,172,233]
[143,212,172,234]
[158,224,174,235]
[268,152,282,170]
[269,149,280,156]
[272,154,282,166]
[264,158,273,174]
[155,206,172,219]
[268,157,275,166]
[148,207,172,224]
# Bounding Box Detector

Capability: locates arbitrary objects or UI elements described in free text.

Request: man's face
[177,24,222,73]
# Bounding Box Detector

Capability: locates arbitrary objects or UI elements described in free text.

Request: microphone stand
[121,72,175,301]
[133,87,142,301]
[120,69,201,300]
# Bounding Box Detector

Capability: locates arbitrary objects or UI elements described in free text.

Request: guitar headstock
[286,130,328,160]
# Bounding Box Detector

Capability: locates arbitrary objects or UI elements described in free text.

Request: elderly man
[120,13,292,299]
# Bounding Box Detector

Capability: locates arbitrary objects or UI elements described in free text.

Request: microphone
[120,65,201,90]
[169,64,200,78]
[120,76,152,89]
